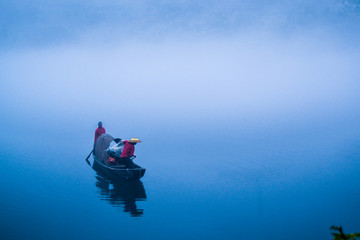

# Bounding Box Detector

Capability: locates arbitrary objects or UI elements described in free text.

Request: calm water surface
[0,120,359,240]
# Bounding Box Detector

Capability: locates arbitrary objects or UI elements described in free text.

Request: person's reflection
[95,175,147,217]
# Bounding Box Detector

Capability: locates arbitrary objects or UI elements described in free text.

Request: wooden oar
[85,150,93,166]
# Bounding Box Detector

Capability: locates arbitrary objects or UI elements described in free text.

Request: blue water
[0,117,359,240]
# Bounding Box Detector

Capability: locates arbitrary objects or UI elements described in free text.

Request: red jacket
[94,127,106,142]
[120,140,135,158]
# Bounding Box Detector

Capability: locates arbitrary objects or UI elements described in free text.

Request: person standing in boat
[117,138,141,168]
[95,122,106,142]
[93,121,106,156]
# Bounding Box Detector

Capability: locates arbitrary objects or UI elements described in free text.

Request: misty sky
[1,0,359,47]
[1,0,360,139]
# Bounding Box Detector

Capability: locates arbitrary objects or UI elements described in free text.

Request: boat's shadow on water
[94,174,147,217]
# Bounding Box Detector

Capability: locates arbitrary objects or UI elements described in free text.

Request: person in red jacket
[93,122,106,156]
[94,122,106,143]
[117,138,141,168]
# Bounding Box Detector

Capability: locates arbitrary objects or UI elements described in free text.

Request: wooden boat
[92,134,146,180]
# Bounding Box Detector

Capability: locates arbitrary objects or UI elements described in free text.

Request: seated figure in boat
[117,138,141,168]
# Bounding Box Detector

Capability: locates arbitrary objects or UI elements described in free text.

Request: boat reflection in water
[94,172,147,217]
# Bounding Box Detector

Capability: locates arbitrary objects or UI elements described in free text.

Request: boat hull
[93,157,146,180]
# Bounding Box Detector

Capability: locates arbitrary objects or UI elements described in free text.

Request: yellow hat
[129,138,141,143]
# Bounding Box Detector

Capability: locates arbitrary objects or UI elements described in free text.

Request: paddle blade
[85,150,93,166]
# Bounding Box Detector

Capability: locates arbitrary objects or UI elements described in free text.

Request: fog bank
[1,0,360,141]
